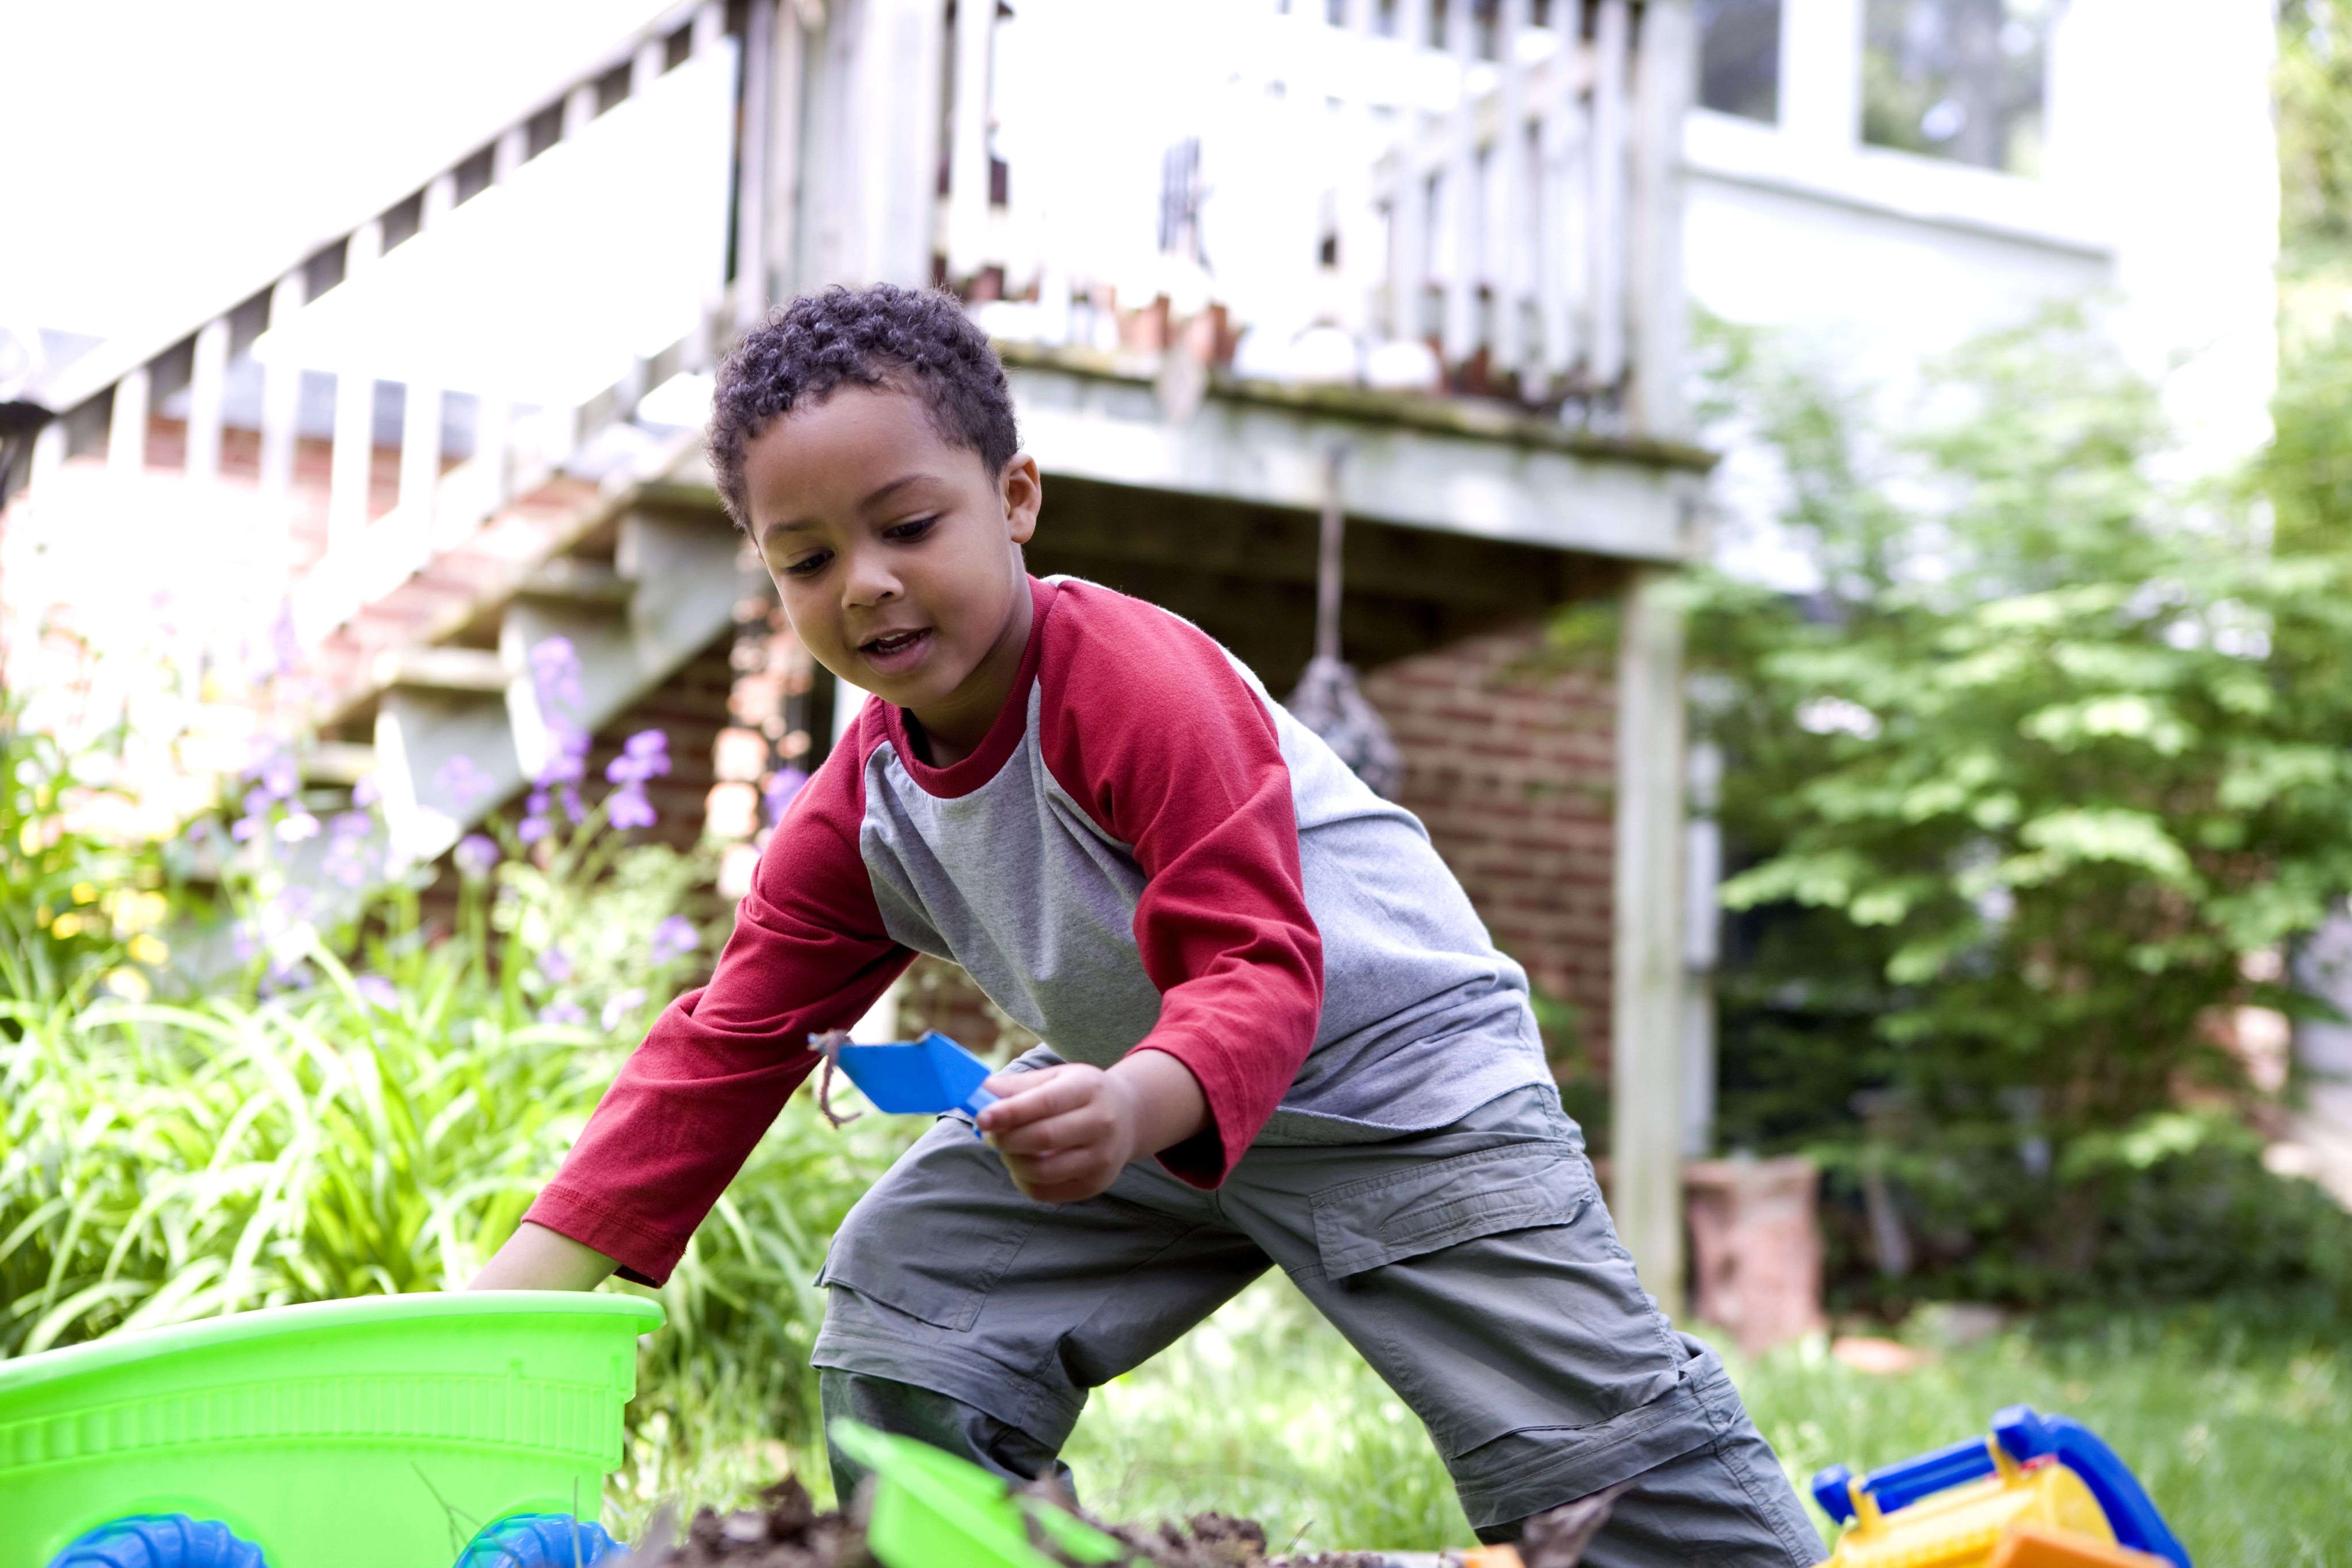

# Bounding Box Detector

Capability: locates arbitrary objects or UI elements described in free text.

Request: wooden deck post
[1612,565,1688,1313]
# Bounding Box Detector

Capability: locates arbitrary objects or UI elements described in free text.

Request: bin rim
[0,1289,664,1400]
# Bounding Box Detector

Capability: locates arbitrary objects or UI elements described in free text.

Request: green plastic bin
[0,1291,662,1568]
[831,1421,1128,1568]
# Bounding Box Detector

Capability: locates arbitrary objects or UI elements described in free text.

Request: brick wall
[1359,621,1617,1080]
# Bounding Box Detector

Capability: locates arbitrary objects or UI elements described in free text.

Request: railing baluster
[327,220,384,550]
[1630,0,1693,436]
[259,271,305,500]
[1441,0,1480,368]
[185,316,230,482]
[691,1,724,58]
[563,80,598,142]
[632,32,666,96]
[769,3,809,309]
[109,363,150,476]
[946,0,995,283]
[1390,0,1433,344]
[1588,0,1630,391]
[737,0,778,332]
[1339,0,1380,339]
[399,175,457,535]
[1494,0,1532,382]
[28,421,64,494]
[492,121,527,186]
[1540,0,1588,382]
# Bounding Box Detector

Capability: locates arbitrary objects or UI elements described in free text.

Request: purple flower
[538,728,589,787]
[351,773,382,808]
[607,729,673,786]
[537,1001,588,1027]
[453,834,499,880]
[231,920,261,962]
[324,834,371,889]
[518,814,552,845]
[230,815,265,844]
[537,945,574,983]
[600,987,647,1031]
[529,636,585,719]
[354,974,399,1011]
[434,755,494,808]
[258,753,299,801]
[608,786,657,831]
[271,601,301,676]
[764,766,809,825]
[650,916,698,963]
[242,786,274,820]
[559,784,585,822]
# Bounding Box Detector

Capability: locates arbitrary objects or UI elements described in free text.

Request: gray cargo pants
[811,1079,1824,1566]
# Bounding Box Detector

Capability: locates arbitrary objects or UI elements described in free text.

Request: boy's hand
[976,1051,1209,1204]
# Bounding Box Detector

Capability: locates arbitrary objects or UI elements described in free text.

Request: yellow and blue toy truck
[1812,1405,2190,1568]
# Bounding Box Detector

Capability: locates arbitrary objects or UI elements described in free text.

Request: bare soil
[615,1470,1615,1568]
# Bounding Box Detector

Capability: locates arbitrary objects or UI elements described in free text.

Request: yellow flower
[71,882,98,905]
[18,821,39,856]
[34,906,50,928]
[103,967,151,1003]
[49,913,83,939]
[129,933,169,966]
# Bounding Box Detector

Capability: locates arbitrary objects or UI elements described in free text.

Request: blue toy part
[1993,1406,2191,1568]
[453,1514,627,1568]
[1806,1439,1994,1523]
[1810,1463,1860,1525]
[1808,1407,2189,1568]
[834,1031,1000,1124]
[49,1516,267,1568]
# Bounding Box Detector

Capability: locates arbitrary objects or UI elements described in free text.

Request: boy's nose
[841,550,903,607]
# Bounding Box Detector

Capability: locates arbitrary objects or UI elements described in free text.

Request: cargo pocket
[1310,1142,1596,1281]
[814,1125,1047,1333]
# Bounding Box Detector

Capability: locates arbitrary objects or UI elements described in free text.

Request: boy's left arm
[999,585,1326,1194]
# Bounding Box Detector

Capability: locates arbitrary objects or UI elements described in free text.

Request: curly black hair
[706,284,1019,527]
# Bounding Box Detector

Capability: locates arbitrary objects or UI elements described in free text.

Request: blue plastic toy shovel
[828,1030,1000,1129]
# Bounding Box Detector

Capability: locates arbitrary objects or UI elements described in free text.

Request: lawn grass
[621,1276,2352,1565]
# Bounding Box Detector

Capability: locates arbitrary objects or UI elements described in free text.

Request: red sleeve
[1034,581,1324,1186]
[522,710,909,1285]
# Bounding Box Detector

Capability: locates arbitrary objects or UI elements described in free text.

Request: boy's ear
[1001,452,1042,546]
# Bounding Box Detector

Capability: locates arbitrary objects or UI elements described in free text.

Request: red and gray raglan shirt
[526,576,1548,1284]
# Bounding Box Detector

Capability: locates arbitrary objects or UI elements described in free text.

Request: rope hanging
[1284,446,1403,801]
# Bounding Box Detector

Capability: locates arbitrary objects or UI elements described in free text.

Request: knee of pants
[818,1367,1076,1505]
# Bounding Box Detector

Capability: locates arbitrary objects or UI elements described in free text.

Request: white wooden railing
[10,0,1691,692]
[16,0,745,649]
[928,0,1692,434]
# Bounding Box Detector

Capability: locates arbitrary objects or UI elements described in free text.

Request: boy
[473,284,1824,1566]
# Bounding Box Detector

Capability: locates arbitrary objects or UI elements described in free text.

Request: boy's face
[742,384,1040,745]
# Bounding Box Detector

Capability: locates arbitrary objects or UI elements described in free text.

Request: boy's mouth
[858,626,934,674]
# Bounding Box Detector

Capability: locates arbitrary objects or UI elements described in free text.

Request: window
[1698,0,1782,123]
[1862,0,2049,174]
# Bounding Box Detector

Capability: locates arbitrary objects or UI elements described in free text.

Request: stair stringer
[371,503,766,867]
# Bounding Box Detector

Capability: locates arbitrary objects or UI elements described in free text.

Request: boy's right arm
[489,726,909,1290]
[469,1220,619,1291]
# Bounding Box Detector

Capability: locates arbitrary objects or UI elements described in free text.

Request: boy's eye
[884,516,939,543]
[781,549,831,578]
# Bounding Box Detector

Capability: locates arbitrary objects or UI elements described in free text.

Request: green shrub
[1686,307,2352,1315]
[0,693,921,1521]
